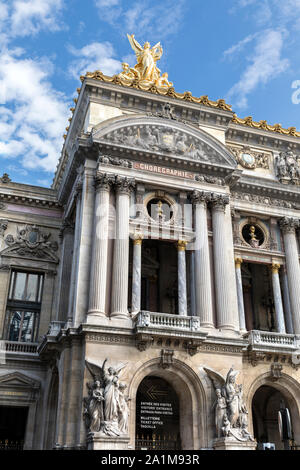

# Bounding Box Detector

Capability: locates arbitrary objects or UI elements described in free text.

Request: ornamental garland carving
[83,359,129,437]
[227,145,269,170]
[102,125,225,165]
[232,191,300,210]
[275,150,300,185]
[1,224,59,262]
[204,367,255,442]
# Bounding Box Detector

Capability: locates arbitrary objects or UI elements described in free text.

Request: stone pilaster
[177,240,188,316]
[111,176,136,318]
[67,185,82,324]
[88,174,113,319]
[211,194,236,330]
[279,217,300,333]
[73,161,97,327]
[131,232,143,315]
[271,263,286,334]
[191,190,214,328]
[235,257,246,331]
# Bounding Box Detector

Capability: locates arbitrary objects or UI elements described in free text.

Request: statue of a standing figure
[204,366,255,442]
[84,359,128,437]
[118,383,130,435]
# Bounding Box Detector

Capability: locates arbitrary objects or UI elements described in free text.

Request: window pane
[8,311,22,342]
[12,273,27,300]
[26,274,39,301]
[20,312,34,342]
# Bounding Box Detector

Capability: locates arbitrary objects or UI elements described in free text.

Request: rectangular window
[4,271,43,343]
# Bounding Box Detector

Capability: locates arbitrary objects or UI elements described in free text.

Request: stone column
[189,251,196,317]
[211,194,235,330]
[279,217,300,334]
[88,174,113,318]
[191,191,214,327]
[177,240,188,316]
[235,257,246,331]
[271,263,286,334]
[281,267,294,334]
[111,176,135,318]
[131,232,143,315]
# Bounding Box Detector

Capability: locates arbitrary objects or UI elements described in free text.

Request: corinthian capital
[114,175,136,194]
[210,193,230,212]
[279,217,299,234]
[190,190,211,206]
[95,173,114,191]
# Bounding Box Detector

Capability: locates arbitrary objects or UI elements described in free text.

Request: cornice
[80,70,233,112]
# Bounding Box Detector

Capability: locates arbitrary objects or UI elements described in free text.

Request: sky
[1,0,300,187]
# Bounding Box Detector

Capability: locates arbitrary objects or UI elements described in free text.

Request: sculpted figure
[204,366,254,442]
[118,62,140,81]
[127,34,163,82]
[156,72,173,88]
[214,388,227,438]
[118,383,130,435]
[84,359,127,437]
[276,153,287,178]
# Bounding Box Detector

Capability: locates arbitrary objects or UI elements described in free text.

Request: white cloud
[68,41,122,78]
[0,49,70,172]
[226,30,289,109]
[10,0,65,37]
[223,33,258,60]
[94,0,186,40]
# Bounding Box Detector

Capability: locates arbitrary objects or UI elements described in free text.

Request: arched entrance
[135,375,180,450]
[252,385,294,450]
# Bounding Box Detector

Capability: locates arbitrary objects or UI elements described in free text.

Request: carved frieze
[232,191,300,210]
[102,125,227,165]
[1,224,59,262]
[227,145,269,170]
[98,155,133,169]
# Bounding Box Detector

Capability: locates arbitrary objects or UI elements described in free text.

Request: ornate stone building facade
[1,37,300,450]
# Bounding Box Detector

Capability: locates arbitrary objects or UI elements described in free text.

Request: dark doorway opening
[252,386,293,450]
[0,406,28,450]
[135,375,181,450]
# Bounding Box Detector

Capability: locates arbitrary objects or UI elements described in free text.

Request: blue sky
[1,0,300,187]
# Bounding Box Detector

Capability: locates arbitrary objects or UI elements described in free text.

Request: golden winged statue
[121,34,172,88]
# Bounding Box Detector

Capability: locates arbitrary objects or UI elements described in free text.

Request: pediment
[0,371,40,390]
[92,115,237,170]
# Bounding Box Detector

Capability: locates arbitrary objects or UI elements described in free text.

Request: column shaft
[192,192,214,327]
[178,241,188,316]
[131,236,143,314]
[280,218,300,333]
[271,264,286,334]
[88,175,112,317]
[281,268,294,334]
[212,195,235,330]
[235,258,246,331]
[111,177,135,318]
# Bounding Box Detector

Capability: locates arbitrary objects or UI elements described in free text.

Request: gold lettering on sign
[133,162,195,180]
[0,391,27,396]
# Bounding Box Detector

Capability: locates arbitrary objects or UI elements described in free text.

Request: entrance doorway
[135,375,181,450]
[252,386,293,450]
[0,406,28,450]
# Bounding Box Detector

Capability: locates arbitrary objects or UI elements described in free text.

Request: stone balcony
[244,330,300,367]
[134,311,209,355]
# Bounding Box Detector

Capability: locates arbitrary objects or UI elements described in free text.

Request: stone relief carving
[84,359,129,437]
[0,219,8,237]
[204,366,255,442]
[227,145,269,170]
[275,150,300,185]
[102,125,225,164]
[0,173,11,183]
[1,224,59,262]
[232,191,300,210]
[98,154,133,169]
